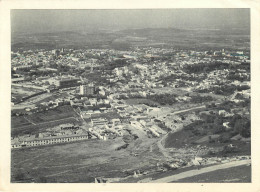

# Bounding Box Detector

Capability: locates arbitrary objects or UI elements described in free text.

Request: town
[11,45,251,182]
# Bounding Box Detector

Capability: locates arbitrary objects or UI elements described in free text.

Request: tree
[240,120,250,138]
[240,127,250,138]
[234,118,251,138]
[214,117,222,125]
[229,114,242,128]
[234,119,244,133]
[203,67,210,73]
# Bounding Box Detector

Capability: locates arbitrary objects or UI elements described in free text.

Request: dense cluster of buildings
[11,46,250,149]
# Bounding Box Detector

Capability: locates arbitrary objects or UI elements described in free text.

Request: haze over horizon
[11,9,250,35]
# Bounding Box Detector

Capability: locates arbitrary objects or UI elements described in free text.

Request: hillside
[11,27,250,51]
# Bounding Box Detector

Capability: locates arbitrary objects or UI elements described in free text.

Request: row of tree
[183,62,230,73]
[147,93,177,105]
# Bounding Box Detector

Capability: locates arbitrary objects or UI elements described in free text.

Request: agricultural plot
[11,116,32,128]
[11,105,80,136]
[11,117,80,137]
[26,106,77,124]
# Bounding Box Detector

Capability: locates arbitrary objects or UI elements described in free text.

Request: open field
[11,136,160,183]
[17,92,53,105]
[13,129,250,183]
[11,116,32,128]
[124,98,160,106]
[11,85,41,102]
[12,85,40,96]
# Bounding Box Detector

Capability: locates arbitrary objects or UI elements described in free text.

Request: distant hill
[11,27,250,51]
[119,27,188,35]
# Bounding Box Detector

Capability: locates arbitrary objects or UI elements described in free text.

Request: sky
[11,9,250,34]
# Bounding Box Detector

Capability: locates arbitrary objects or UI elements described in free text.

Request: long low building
[11,133,90,149]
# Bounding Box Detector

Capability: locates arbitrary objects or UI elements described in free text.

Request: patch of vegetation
[197,84,250,96]
[183,62,230,73]
[147,94,177,105]
[165,111,250,149]
[190,95,213,103]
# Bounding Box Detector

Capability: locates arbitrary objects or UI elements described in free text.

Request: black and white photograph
[1,1,259,189]
[8,8,253,184]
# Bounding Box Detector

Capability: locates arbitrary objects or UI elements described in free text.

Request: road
[156,104,214,159]
[171,105,206,115]
[24,116,36,125]
[157,131,172,159]
[149,159,251,183]
[155,105,206,159]
[149,105,207,120]
[12,104,36,110]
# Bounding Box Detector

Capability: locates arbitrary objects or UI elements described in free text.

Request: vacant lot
[11,85,42,102]
[12,85,39,96]
[11,136,159,183]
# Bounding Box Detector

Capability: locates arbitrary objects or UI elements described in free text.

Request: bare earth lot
[11,137,159,183]
[12,85,39,97]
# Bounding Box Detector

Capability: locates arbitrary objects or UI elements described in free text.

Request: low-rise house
[223,122,231,130]
[218,110,233,117]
